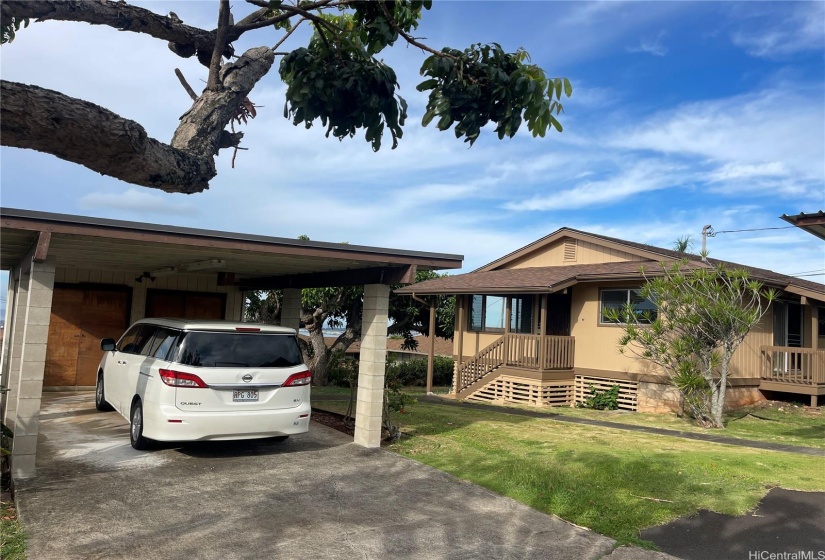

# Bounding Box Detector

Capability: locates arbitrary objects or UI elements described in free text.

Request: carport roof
[0,208,462,288]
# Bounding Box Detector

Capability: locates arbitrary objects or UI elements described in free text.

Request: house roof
[396,228,825,302]
[395,261,706,295]
[346,335,453,357]
[781,211,825,242]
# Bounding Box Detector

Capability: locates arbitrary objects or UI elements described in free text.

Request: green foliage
[577,384,620,410]
[279,14,408,151]
[382,357,417,440]
[418,43,571,145]
[386,356,454,387]
[672,235,694,254]
[350,0,432,54]
[612,261,775,428]
[327,351,360,388]
[1,16,29,45]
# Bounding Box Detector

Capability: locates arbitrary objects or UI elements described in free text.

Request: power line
[712,226,796,235]
[788,269,825,276]
[793,272,825,278]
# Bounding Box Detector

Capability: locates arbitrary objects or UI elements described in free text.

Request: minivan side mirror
[101,338,116,351]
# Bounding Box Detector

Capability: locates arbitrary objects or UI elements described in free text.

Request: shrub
[386,356,454,387]
[578,384,620,410]
[326,351,359,388]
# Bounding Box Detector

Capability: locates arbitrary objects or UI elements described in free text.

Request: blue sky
[1,0,823,315]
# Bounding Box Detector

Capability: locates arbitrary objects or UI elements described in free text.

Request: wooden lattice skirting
[574,375,638,411]
[465,375,574,407]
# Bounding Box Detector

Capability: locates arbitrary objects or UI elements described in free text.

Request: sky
[1,0,824,318]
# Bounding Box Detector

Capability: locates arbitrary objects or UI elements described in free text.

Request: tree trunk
[710,351,733,428]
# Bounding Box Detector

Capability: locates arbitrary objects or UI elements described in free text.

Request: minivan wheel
[95,373,113,412]
[130,401,151,450]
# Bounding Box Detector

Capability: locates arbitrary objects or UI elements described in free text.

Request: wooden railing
[760,346,825,386]
[503,334,575,370]
[456,334,576,392]
[456,337,506,391]
[541,335,576,370]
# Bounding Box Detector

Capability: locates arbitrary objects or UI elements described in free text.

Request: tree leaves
[417,43,572,145]
[279,30,408,151]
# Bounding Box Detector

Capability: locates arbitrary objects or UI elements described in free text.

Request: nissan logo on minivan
[242,374,253,383]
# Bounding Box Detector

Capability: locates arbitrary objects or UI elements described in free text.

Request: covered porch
[760,346,825,407]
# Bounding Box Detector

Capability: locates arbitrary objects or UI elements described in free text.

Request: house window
[510,295,534,333]
[600,288,657,324]
[469,295,534,333]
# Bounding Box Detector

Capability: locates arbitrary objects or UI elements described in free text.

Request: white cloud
[731,2,825,58]
[707,162,788,182]
[503,160,686,211]
[627,31,669,57]
[78,189,199,216]
[606,86,825,186]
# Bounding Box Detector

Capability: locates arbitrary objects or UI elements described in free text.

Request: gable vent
[563,238,577,262]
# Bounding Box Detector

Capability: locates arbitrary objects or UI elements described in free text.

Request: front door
[545,291,572,336]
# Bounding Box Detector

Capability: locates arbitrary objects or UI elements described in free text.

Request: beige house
[397,228,825,411]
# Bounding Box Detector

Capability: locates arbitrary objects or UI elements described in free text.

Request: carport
[0,207,462,479]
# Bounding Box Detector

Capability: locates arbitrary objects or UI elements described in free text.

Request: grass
[1,500,25,560]
[313,386,825,449]
[477,399,825,450]
[311,387,825,548]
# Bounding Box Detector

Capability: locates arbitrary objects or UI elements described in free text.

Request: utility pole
[701,225,715,262]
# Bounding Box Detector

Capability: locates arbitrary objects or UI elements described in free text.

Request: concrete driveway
[14,393,676,560]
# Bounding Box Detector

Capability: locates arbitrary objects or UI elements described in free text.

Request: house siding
[506,239,644,269]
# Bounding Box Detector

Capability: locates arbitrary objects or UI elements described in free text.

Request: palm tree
[673,235,694,253]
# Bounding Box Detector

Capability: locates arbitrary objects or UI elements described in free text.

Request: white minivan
[96,319,312,449]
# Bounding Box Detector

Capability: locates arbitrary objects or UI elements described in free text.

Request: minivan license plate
[233,389,259,402]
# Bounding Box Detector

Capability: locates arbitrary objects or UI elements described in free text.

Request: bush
[326,352,359,388]
[386,356,454,387]
[578,384,620,410]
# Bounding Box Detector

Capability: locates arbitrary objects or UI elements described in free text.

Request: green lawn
[311,387,825,548]
[0,500,25,560]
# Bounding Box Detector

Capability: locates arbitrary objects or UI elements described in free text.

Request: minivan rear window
[173,332,303,368]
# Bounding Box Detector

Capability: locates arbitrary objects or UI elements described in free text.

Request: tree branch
[172,46,275,157]
[1,80,214,193]
[377,0,457,60]
[208,0,232,91]
[1,0,232,60]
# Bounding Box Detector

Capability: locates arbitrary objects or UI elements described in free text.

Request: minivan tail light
[159,369,208,388]
[235,327,261,332]
[282,370,312,387]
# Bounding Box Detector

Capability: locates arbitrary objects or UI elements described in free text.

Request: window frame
[599,288,657,326]
[468,294,535,334]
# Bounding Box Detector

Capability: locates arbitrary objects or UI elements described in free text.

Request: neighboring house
[397,228,825,411]
[781,211,825,241]
[347,335,454,362]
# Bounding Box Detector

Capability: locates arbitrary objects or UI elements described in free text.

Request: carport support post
[11,255,56,479]
[1,266,19,417]
[354,284,389,447]
[281,288,302,330]
[3,265,29,430]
